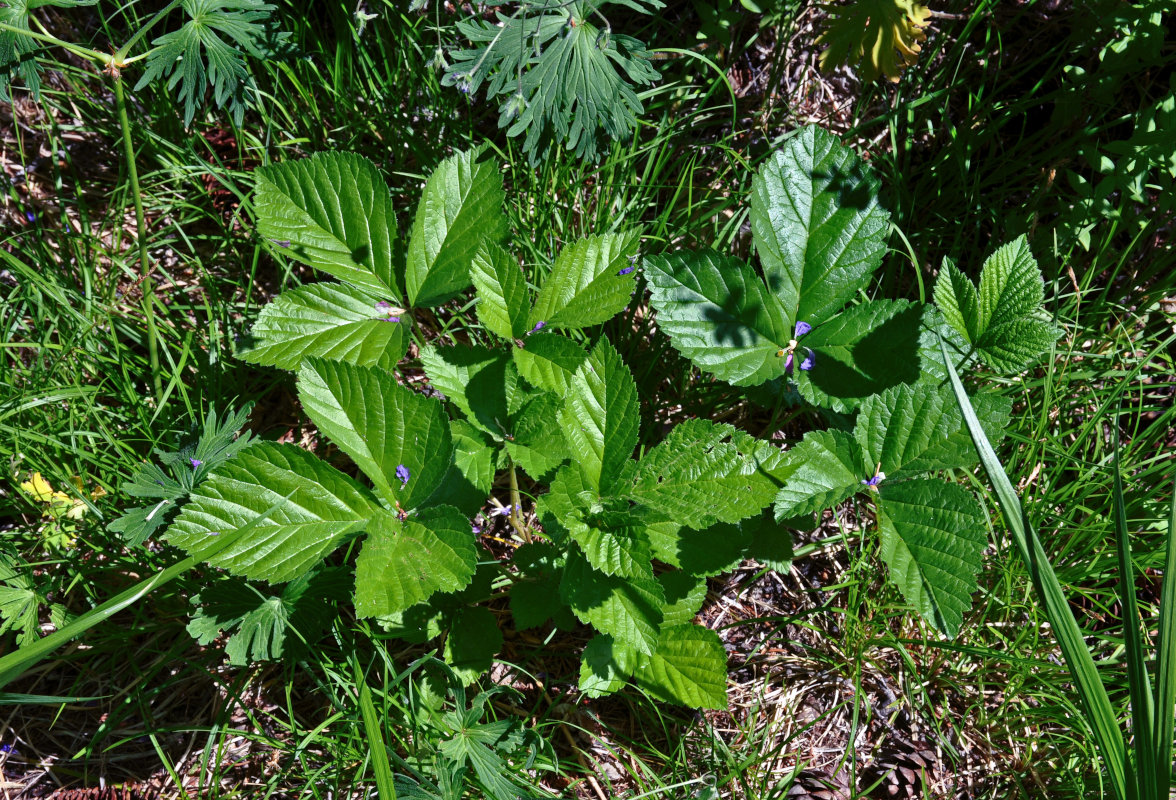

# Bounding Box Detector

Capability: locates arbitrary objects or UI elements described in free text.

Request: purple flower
[529,321,546,335]
[799,349,815,371]
[396,464,410,487]
[189,457,203,469]
[617,266,635,276]
[270,239,290,248]
[862,475,882,487]
[375,301,392,312]
[794,320,812,337]
[25,211,35,223]
[492,504,513,517]
[0,743,13,753]
[783,352,794,373]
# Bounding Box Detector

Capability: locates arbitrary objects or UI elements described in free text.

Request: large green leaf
[237,282,408,371]
[750,125,890,325]
[876,478,987,637]
[795,299,924,412]
[567,511,654,580]
[558,338,639,495]
[425,420,496,517]
[512,333,588,396]
[444,606,503,685]
[772,429,863,521]
[506,390,569,481]
[579,634,630,697]
[168,442,377,583]
[406,146,507,307]
[354,506,478,617]
[528,232,640,330]
[420,345,512,439]
[255,152,399,298]
[298,358,452,510]
[646,520,748,577]
[634,624,727,709]
[644,250,792,386]
[632,419,793,529]
[561,549,664,655]
[470,241,530,340]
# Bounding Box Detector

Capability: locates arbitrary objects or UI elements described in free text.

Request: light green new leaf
[750,125,890,325]
[632,419,794,529]
[876,478,987,637]
[255,152,399,298]
[444,606,503,685]
[298,358,452,510]
[168,442,377,583]
[561,549,664,655]
[471,241,530,340]
[512,332,588,396]
[528,232,640,330]
[931,258,979,346]
[238,282,408,371]
[354,506,478,617]
[644,250,792,386]
[407,146,507,307]
[634,624,727,709]
[420,345,511,439]
[773,429,863,521]
[558,338,639,495]
[796,299,924,412]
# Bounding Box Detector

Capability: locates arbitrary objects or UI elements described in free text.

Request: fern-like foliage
[443,0,662,163]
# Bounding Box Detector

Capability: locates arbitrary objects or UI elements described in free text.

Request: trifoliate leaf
[512,332,589,396]
[470,241,530,340]
[444,606,503,685]
[817,0,932,82]
[254,152,399,298]
[407,145,507,307]
[633,624,727,709]
[644,250,793,386]
[772,428,864,521]
[298,358,452,510]
[561,548,664,655]
[167,442,377,583]
[420,345,512,440]
[354,506,478,617]
[528,232,640,330]
[0,554,42,647]
[237,283,408,371]
[876,478,987,637]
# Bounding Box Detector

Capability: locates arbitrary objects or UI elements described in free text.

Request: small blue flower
[529,321,546,334]
[492,504,513,517]
[0,743,14,753]
[25,211,35,223]
[861,464,885,488]
[617,266,635,276]
[799,349,815,371]
[396,464,410,487]
[794,320,812,337]
[375,301,392,312]
[189,457,203,469]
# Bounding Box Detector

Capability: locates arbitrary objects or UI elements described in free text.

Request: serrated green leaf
[444,606,503,685]
[876,478,987,637]
[977,316,1060,374]
[510,543,567,630]
[634,624,727,709]
[254,152,399,298]
[568,512,654,580]
[750,125,890,325]
[796,299,923,412]
[298,358,452,510]
[506,390,568,480]
[512,333,588,396]
[535,463,596,544]
[238,282,408,371]
[470,241,530,340]
[168,442,377,583]
[0,556,41,647]
[658,572,707,628]
[425,420,495,518]
[355,506,478,617]
[407,146,506,307]
[561,549,664,655]
[420,345,511,439]
[644,250,792,386]
[0,0,98,101]
[773,429,863,521]
[932,257,979,345]
[559,338,639,495]
[646,520,750,577]
[579,634,630,697]
[529,232,639,330]
[632,419,793,529]
[743,511,794,571]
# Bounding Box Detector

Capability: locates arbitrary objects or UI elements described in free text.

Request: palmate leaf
[876,479,987,637]
[298,358,452,510]
[136,0,290,126]
[407,145,507,308]
[512,332,588,396]
[633,624,727,709]
[644,250,792,386]
[237,282,408,371]
[561,549,664,656]
[932,237,1059,373]
[529,232,640,330]
[0,0,97,101]
[817,0,932,82]
[254,152,400,298]
[168,442,378,584]
[354,506,478,617]
[470,241,530,341]
[558,338,639,495]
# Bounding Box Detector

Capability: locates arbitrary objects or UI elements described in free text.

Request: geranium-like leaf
[750,125,890,325]
[0,0,98,101]
[254,152,399,298]
[354,506,477,617]
[470,240,530,340]
[512,332,588,396]
[528,232,640,330]
[773,429,863,521]
[420,345,511,439]
[558,338,639,495]
[644,250,792,386]
[238,283,408,371]
[817,0,932,82]
[632,419,794,529]
[407,145,507,307]
[876,478,987,637]
[561,549,664,656]
[298,358,452,510]
[633,624,727,709]
[168,442,377,583]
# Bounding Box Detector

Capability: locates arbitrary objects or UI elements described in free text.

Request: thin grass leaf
[354,656,398,800]
[1154,476,1176,796]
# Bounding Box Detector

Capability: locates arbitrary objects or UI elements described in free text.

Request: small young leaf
[255,152,399,298]
[528,232,640,330]
[444,606,503,685]
[420,345,512,439]
[772,429,863,521]
[931,258,979,347]
[634,624,727,709]
[354,506,478,617]
[238,282,408,371]
[407,145,507,307]
[470,241,530,340]
[644,250,793,386]
[298,358,452,510]
[558,338,639,495]
[512,333,588,396]
[561,549,664,656]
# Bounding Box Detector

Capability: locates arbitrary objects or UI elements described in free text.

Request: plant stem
[113,72,162,399]
[0,20,110,64]
[507,459,529,542]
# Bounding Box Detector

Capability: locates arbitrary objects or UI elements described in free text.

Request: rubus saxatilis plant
[645,124,1059,636]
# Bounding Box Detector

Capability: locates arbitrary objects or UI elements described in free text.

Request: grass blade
[1153,475,1176,798]
[353,656,398,800]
